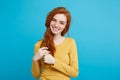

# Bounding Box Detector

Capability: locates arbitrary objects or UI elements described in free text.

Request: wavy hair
[40,7,71,56]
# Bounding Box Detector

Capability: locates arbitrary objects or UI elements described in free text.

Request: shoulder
[65,37,76,43]
[34,39,43,47]
[64,37,76,47]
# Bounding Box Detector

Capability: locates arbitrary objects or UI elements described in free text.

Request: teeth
[54,29,58,31]
[53,27,58,31]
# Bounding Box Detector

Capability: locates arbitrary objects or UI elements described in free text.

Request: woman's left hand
[44,54,55,64]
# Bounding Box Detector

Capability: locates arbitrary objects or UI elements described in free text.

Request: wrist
[39,52,44,58]
[32,57,38,62]
[52,58,55,64]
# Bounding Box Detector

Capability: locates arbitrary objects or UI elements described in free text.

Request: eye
[60,21,65,25]
[52,18,56,22]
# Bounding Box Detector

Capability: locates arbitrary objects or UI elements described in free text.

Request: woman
[31,7,79,80]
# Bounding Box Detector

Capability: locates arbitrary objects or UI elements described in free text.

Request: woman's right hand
[33,47,49,62]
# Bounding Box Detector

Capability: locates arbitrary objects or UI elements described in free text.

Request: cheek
[62,23,67,29]
[50,22,52,26]
[50,21,53,26]
[50,21,55,25]
[61,25,66,30]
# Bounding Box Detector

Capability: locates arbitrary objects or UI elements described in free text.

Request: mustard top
[31,38,79,80]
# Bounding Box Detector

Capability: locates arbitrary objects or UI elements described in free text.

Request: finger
[38,47,48,52]
[42,49,49,52]
[42,50,49,53]
[43,54,47,59]
[44,53,48,56]
[40,47,48,50]
[43,51,50,56]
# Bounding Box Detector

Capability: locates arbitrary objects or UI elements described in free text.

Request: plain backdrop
[0,0,120,80]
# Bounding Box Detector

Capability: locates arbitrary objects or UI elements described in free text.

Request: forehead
[53,14,67,22]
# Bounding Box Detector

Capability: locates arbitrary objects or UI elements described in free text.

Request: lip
[53,28,58,31]
[52,26,60,31]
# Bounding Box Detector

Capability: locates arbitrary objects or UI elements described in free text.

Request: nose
[54,22,59,27]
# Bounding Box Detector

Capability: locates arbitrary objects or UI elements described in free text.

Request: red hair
[40,7,71,56]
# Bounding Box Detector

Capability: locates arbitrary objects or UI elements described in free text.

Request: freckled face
[50,14,67,35]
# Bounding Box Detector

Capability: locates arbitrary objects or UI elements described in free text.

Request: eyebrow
[60,21,66,24]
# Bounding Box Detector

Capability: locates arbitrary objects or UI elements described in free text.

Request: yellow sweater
[31,38,79,80]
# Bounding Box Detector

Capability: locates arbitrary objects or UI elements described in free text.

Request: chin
[51,30,59,35]
[52,31,60,35]
[53,32,59,35]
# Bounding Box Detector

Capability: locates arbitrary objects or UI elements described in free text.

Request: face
[50,14,67,36]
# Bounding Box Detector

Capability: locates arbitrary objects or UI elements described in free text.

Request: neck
[53,34,65,45]
[54,34,63,41]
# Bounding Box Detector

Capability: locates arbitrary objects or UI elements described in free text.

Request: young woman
[31,7,79,80]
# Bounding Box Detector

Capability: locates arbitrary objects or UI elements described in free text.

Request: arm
[51,39,79,77]
[31,43,41,78]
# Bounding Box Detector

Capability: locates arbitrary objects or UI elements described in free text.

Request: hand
[33,47,49,62]
[44,54,55,64]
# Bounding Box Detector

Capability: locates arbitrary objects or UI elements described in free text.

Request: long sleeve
[51,39,79,77]
[31,43,41,78]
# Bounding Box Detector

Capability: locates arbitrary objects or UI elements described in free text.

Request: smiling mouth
[52,26,60,31]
